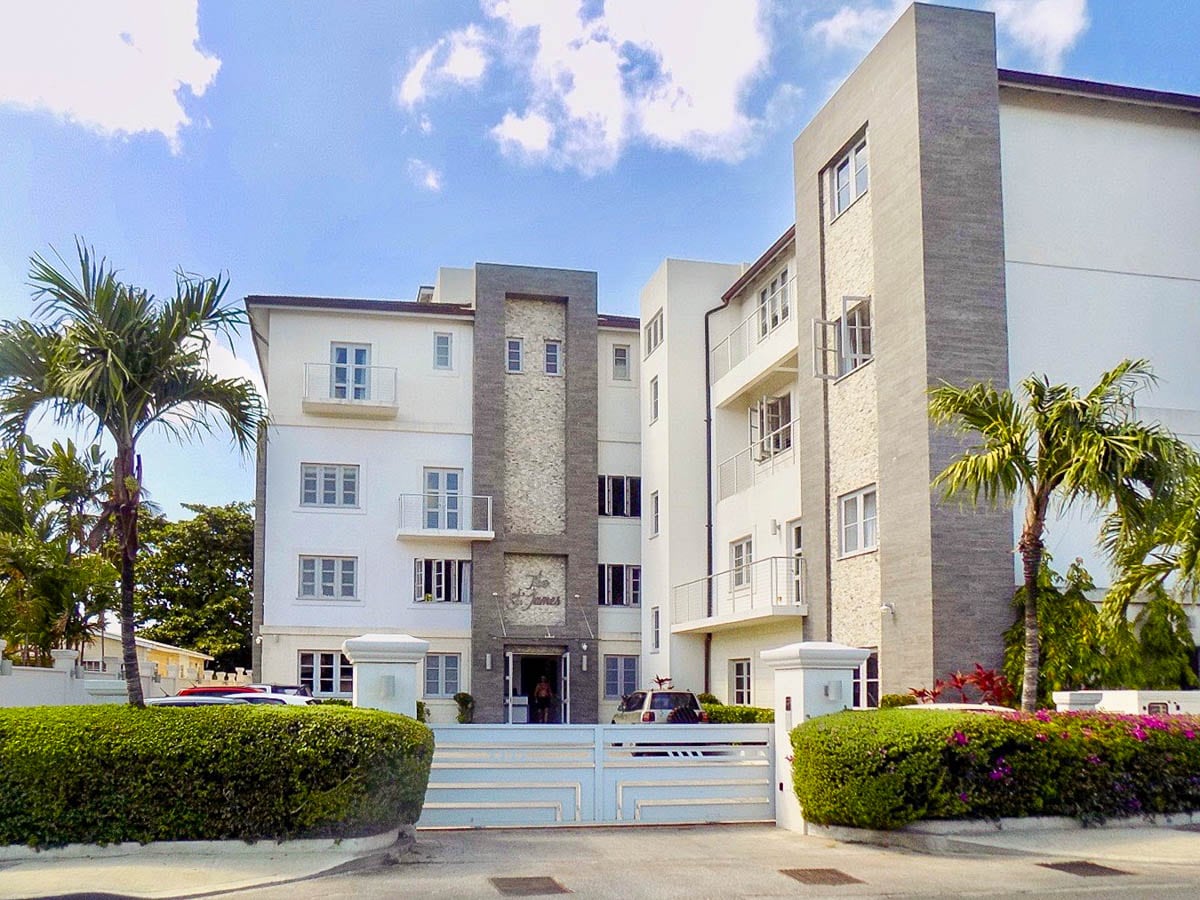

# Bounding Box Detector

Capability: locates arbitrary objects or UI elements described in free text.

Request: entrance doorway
[506,649,571,724]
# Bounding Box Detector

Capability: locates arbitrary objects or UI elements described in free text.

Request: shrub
[791,708,1200,830]
[702,703,774,724]
[879,694,917,709]
[320,698,352,707]
[453,692,474,724]
[697,692,719,705]
[416,700,428,722]
[0,704,434,848]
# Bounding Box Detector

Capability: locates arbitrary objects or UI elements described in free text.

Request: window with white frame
[424,653,460,697]
[649,376,659,423]
[598,564,641,606]
[544,340,562,375]
[299,651,354,696]
[757,266,791,339]
[650,491,660,536]
[831,138,868,217]
[651,607,661,651]
[730,658,751,705]
[853,651,880,708]
[840,485,878,556]
[812,295,873,380]
[730,537,753,589]
[506,338,523,373]
[301,463,359,508]
[605,655,639,699]
[298,556,357,600]
[644,309,663,357]
[423,467,462,530]
[750,395,792,460]
[434,332,453,370]
[598,475,641,518]
[330,343,370,400]
[415,558,472,603]
[612,344,631,381]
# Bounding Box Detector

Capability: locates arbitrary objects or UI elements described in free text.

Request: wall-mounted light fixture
[485,653,492,671]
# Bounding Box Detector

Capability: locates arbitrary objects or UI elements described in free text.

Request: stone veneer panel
[503,553,567,627]
[503,298,567,534]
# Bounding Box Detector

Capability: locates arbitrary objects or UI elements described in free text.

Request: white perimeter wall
[1000,90,1200,586]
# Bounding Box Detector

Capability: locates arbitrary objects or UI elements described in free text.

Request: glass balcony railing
[671,555,807,629]
[396,493,494,539]
[709,276,795,383]
[716,421,795,501]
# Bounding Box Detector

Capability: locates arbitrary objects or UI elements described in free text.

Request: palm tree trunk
[114,447,144,707]
[1017,530,1043,713]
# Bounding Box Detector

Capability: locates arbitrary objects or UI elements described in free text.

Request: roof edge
[721,225,797,303]
[999,69,1200,113]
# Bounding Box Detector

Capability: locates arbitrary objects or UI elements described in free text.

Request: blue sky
[0,0,1197,518]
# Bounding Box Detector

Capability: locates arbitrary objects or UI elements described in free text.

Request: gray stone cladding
[471,264,600,723]
[793,3,1013,695]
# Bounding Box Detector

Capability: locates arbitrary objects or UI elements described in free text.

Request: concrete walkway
[3,822,1200,899]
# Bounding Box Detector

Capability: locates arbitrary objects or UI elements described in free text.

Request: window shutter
[414,558,424,600]
[812,318,840,380]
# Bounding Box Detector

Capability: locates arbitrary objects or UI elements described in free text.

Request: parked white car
[611,690,708,724]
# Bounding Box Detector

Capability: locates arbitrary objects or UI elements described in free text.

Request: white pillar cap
[342,633,430,665]
[760,641,871,669]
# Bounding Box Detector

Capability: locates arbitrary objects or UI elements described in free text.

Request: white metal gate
[418,723,774,828]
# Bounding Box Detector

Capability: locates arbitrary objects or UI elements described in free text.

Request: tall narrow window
[650,491,660,536]
[729,659,751,705]
[757,267,790,339]
[423,468,462,530]
[506,338,523,373]
[434,333,453,370]
[651,607,661,651]
[840,297,873,374]
[853,651,880,708]
[644,310,663,357]
[612,344,631,380]
[545,340,562,375]
[330,343,370,400]
[649,376,659,423]
[840,485,878,556]
[831,137,868,217]
[731,537,753,588]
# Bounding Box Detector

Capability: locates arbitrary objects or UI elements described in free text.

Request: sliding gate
[418,723,774,828]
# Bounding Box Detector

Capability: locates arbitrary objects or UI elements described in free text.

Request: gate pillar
[761,641,869,832]
[343,633,429,718]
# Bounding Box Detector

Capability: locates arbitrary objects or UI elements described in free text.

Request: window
[423,468,462,530]
[853,651,880,709]
[506,338,523,373]
[598,564,641,606]
[650,491,660,536]
[330,343,370,400]
[605,655,639,699]
[840,485,878,556]
[299,556,357,600]
[299,651,354,696]
[415,559,472,603]
[644,309,663,357]
[750,395,792,459]
[651,607,660,651]
[831,138,868,217]
[731,537,753,589]
[613,344,631,381]
[598,475,641,517]
[301,464,359,508]
[730,659,751,705]
[649,376,659,423]
[812,295,873,380]
[434,333,453,370]
[424,653,461,697]
[757,266,791,339]
[544,340,562,375]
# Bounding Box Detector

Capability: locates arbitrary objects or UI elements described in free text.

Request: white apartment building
[641,3,1200,709]
[248,264,643,724]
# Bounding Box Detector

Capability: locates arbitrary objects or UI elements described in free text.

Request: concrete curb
[0,825,407,863]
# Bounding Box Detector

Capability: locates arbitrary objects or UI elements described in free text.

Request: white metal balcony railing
[397,493,494,538]
[709,276,795,383]
[303,363,398,405]
[717,421,795,501]
[671,556,806,627]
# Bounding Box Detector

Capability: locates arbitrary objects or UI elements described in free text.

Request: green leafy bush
[454,692,474,724]
[879,694,917,709]
[697,692,719,705]
[791,708,1200,830]
[702,703,774,724]
[0,704,434,847]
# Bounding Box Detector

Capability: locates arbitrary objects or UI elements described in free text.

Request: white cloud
[407,158,443,192]
[398,0,775,175]
[807,0,907,54]
[204,341,265,400]
[989,0,1088,73]
[0,0,220,152]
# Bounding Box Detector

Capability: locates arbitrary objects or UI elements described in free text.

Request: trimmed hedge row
[0,705,434,847]
[702,703,774,724]
[791,708,1200,830]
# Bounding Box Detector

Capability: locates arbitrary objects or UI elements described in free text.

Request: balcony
[709,278,798,407]
[302,363,399,418]
[716,422,795,501]
[671,556,807,633]
[396,493,494,541]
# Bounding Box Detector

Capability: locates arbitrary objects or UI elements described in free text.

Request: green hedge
[702,703,774,724]
[0,705,434,847]
[791,708,1200,830]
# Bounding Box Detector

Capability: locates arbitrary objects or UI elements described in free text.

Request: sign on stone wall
[503,553,566,626]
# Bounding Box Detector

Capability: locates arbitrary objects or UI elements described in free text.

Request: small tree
[930,360,1186,712]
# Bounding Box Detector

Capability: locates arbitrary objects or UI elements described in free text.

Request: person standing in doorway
[533,675,554,723]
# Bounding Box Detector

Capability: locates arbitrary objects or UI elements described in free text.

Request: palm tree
[929,359,1187,712]
[0,241,266,705]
